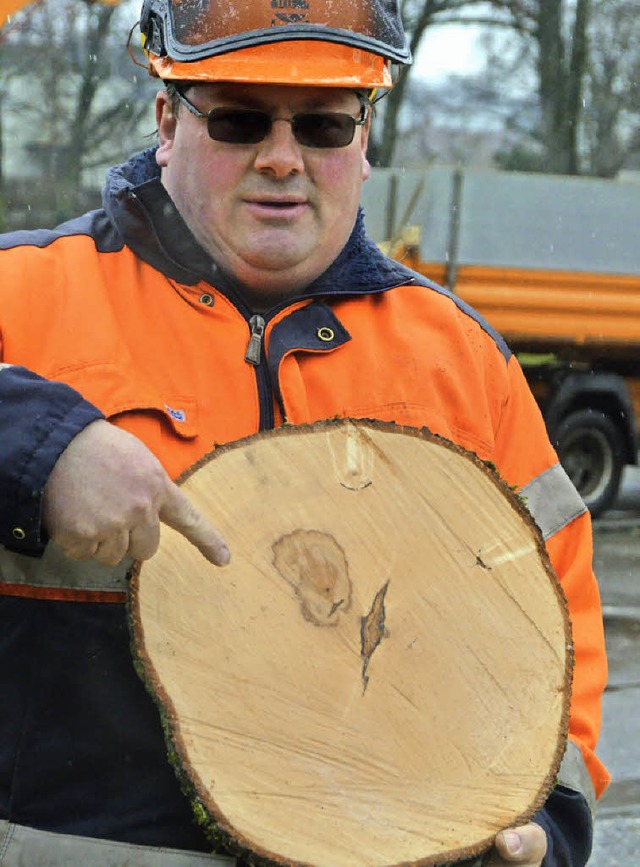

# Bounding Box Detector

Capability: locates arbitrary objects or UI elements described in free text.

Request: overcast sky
[414,24,485,83]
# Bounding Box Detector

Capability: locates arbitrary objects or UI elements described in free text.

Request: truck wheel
[554,409,625,518]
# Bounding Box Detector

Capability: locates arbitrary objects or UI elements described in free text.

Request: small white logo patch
[165,405,186,423]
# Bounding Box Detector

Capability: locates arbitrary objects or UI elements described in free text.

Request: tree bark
[130,419,572,867]
[536,0,591,173]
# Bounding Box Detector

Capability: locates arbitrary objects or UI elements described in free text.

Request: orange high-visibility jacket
[0,150,609,851]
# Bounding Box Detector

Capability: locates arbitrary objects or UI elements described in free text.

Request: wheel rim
[558,427,614,504]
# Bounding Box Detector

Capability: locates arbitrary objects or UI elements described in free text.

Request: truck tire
[554,409,625,518]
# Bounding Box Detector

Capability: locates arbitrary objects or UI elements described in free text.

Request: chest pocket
[51,361,201,479]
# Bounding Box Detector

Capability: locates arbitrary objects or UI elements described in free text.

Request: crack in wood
[360,580,390,693]
[475,552,492,570]
[328,598,345,616]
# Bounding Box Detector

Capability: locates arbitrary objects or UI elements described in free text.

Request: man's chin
[241,245,313,276]
[233,253,323,304]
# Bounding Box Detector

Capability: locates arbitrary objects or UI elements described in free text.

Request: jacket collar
[103,147,416,304]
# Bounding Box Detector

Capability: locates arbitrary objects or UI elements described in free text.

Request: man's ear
[156,90,177,168]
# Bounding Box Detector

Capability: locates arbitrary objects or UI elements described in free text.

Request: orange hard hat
[139,0,409,88]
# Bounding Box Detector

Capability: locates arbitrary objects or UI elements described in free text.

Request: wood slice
[129,419,572,867]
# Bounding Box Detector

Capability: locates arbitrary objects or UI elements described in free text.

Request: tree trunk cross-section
[129,419,573,867]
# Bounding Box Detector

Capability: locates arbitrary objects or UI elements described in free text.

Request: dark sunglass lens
[207,109,271,144]
[294,113,356,148]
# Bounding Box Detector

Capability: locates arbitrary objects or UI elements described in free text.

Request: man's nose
[253,118,305,177]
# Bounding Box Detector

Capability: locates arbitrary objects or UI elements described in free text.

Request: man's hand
[42,419,230,567]
[485,823,547,866]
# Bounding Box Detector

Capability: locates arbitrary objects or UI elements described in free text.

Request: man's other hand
[42,419,230,567]
[486,823,547,866]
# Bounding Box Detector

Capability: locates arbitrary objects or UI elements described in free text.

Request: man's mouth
[245,196,308,217]
[246,192,307,205]
[258,201,297,208]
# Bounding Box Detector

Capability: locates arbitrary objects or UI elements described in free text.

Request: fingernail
[504,831,521,855]
[218,544,231,566]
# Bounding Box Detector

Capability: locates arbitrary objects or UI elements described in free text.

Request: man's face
[156,82,371,308]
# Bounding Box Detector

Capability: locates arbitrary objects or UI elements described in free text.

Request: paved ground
[586,466,640,865]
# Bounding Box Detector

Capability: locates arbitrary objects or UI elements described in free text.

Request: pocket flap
[51,362,199,439]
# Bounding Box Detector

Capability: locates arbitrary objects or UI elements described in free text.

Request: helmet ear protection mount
[139,0,410,89]
[139,0,163,57]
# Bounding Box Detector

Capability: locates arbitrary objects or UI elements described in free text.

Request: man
[0,0,608,865]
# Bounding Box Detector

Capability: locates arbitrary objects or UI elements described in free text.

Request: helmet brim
[148,40,394,89]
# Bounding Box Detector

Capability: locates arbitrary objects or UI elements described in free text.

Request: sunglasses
[173,88,369,149]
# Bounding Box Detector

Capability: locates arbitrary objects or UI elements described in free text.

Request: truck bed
[361,167,640,361]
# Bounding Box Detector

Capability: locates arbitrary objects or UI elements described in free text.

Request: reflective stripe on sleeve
[0,542,131,601]
[519,463,587,541]
[0,821,235,866]
[558,739,597,822]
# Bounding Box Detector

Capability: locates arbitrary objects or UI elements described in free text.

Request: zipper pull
[245,314,266,366]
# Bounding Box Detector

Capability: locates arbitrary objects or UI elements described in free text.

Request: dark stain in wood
[272,530,352,626]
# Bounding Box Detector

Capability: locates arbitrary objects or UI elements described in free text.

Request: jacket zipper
[244,313,275,430]
[244,314,265,366]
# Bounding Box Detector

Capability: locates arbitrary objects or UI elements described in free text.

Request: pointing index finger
[160,484,231,566]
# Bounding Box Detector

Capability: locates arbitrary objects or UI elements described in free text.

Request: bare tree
[480,0,591,174]
[536,0,590,173]
[483,0,640,175]
[582,0,640,176]
[369,0,516,166]
[0,0,156,228]
[0,2,44,228]
[373,0,633,176]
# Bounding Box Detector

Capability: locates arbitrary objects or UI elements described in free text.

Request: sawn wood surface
[129,419,572,867]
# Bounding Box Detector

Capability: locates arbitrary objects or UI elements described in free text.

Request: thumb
[160,484,231,566]
[492,823,547,864]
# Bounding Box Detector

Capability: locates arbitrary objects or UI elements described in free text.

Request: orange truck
[362,166,640,517]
